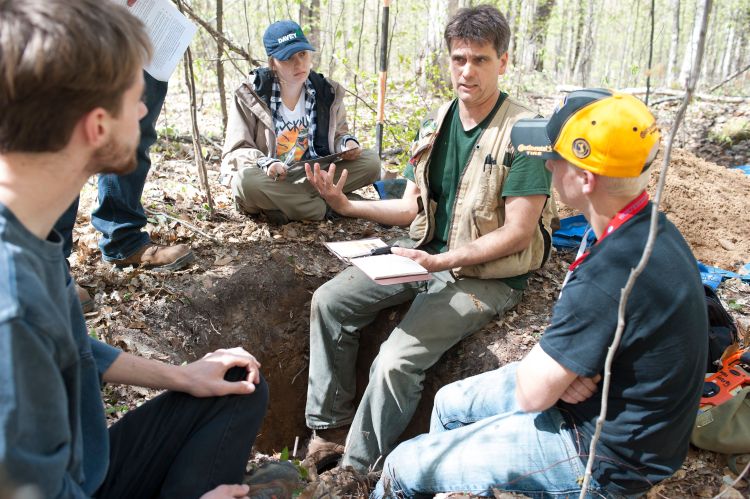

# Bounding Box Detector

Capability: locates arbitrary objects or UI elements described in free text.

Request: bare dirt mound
[655,148,750,270]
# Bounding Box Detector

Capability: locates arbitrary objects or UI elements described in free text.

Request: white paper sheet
[113,0,197,82]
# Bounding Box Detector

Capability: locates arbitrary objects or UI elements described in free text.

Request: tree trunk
[299,0,321,67]
[506,0,520,66]
[418,1,450,90]
[563,1,578,81]
[720,18,735,80]
[515,0,529,70]
[554,0,565,78]
[571,1,586,82]
[666,0,681,86]
[679,0,714,87]
[352,0,368,134]
[215,0,227,133]
[530,0,556,72]
[573,0,595,87]
[734,7,750,76]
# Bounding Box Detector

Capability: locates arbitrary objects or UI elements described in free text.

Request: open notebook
[324,238,432,285]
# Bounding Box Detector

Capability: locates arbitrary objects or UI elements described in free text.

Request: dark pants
[95,368,269,499]
[55,72,167,260]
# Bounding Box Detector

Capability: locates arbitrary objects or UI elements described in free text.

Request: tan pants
[231,149,381,221]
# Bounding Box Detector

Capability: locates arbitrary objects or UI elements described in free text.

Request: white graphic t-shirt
[275,94,310,163]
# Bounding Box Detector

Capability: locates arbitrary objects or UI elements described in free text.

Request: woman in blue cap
[221,20,380,225]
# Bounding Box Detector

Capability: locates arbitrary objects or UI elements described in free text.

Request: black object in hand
[370,246,392,256]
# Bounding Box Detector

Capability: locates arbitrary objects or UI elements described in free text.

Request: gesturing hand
[200,484,250,499]
[304,162,349,212]
[560,374,602,404]
[181,347,262,398]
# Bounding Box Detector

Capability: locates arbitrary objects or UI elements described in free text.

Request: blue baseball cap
[263,20,315,61]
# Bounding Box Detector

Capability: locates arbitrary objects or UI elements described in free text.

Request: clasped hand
[181,347,262,398]
[560,374,602,404]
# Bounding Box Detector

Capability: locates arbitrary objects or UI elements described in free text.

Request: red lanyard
[568,191,650,273]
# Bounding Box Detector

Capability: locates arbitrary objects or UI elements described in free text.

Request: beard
[86,133,139,175]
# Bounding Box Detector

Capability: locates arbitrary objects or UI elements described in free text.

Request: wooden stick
[171,0,262,66]
[176,0,214,216]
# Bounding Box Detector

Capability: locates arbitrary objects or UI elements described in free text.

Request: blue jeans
[372,363,606,499]
[54,72,167,260]
[306,266,523,472]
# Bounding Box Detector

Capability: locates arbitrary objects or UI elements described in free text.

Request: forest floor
[71,89,750,498]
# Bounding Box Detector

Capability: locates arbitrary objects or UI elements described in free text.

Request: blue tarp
[552,214,596,249]
[698,261,750,290]
[731,165,750,175]
[373,178,407,200]
[553,216,749,289]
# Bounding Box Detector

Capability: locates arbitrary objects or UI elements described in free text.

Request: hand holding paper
[324,238,431,285]
[117,0,197,82]
[391,246,443,272]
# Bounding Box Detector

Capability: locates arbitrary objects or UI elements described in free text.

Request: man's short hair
[569,163,652,197]
[444,4,510,57]
[0,0,152,154]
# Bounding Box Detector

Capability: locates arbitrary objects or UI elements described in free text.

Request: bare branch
[171,0,262,67]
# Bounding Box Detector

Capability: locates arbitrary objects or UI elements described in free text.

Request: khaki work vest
[407,96,558,279]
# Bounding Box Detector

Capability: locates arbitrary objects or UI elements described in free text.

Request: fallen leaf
[214,255,234,266]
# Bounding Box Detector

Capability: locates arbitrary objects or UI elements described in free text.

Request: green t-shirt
[404,93,551,290]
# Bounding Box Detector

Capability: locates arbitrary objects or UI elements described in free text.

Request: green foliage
[709,118,750,146]
[278,446,310,481]
[727,300,745,312]
[105,404,129,415]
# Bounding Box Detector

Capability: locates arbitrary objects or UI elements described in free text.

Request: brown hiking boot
[243,461,306,498]
[110,243,195,271]
[302,426,349,475]
[75,283,95,314]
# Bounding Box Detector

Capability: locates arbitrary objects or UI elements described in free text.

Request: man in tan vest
[303,4,555,473]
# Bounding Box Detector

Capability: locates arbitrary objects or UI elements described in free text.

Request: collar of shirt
[568,191,650,273]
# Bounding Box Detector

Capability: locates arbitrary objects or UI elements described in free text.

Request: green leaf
[280,447,289,461]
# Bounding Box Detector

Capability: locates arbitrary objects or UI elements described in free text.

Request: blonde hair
[597,170,651,196]
[0,0,152,153]
[568,162,650,197]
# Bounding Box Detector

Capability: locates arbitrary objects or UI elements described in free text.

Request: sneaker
[262,209,290,226]
[302,426,348,474]
[110,243,195,271]
[75,283,95,314]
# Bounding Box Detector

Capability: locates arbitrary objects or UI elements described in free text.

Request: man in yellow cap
[372,88,708,498]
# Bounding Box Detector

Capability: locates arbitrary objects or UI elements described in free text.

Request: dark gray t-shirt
[0,204,120,497]
[541,205,707,494]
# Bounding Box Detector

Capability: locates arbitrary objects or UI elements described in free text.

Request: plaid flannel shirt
[257,77,357,172]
